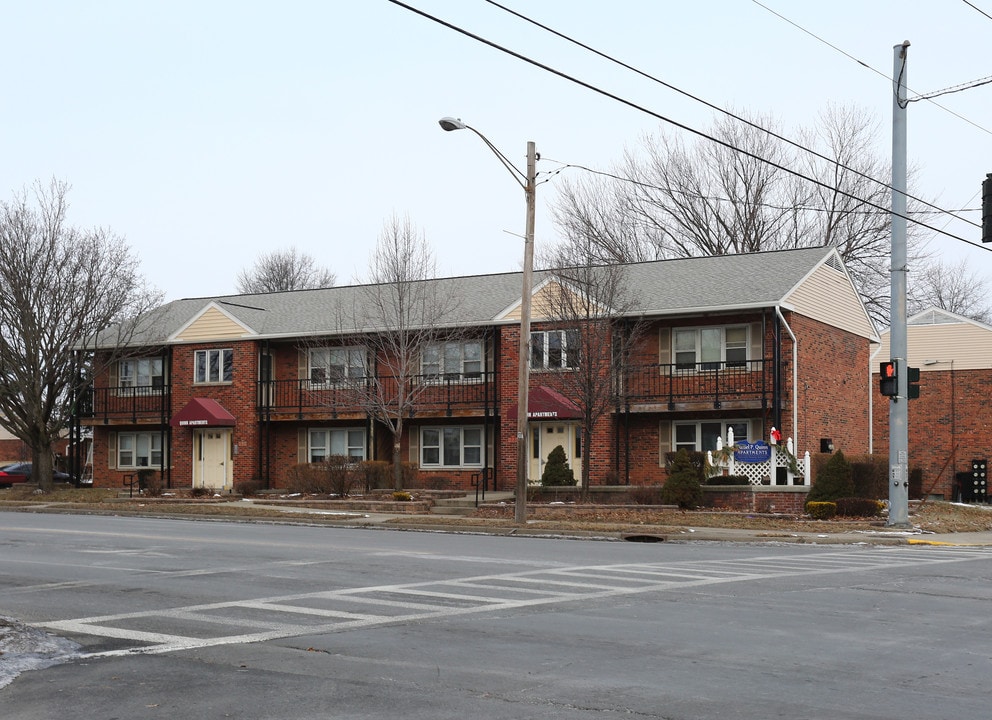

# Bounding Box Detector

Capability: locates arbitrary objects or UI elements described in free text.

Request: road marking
[34,546,991,659]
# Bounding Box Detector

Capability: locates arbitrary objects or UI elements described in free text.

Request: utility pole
[515,142,537,524]
[887,41,911,527]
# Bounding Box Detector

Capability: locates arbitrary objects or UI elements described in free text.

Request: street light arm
[438,117,528,189]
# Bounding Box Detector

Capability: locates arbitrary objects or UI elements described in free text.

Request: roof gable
[169,302,258,343]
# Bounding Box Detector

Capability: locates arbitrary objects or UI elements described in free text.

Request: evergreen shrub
[805,501,837,520]
[541,445,576,487]
[807,450,854,503]
[661,449,704,509]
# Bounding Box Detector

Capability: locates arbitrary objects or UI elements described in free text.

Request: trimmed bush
[807,450,854,503]
[359,461,392,492]
[392,491,412,501]
[664,450,706,481]
[234,480,262,497]
[137,469,161,496]
[835,497,884,518]
[541,445,576,487]
[806,501,837,520]
[629,485,664,505]
[190,486,212,498]
[850,457,888,499]
[661,449,703,510]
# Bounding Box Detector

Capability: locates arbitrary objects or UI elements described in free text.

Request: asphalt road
[1,511,991,719]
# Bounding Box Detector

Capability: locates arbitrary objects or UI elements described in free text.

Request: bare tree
[0,180,161,490]
[550,105,930,326]
[355,215,459,490]
[908,258,992,323]
[236,246,336,293]
[540,239,644,498]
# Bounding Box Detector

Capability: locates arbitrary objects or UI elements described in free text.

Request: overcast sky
[3,1,990,301]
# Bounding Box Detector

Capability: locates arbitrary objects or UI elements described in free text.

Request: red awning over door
[170,398,236,427]
[505,386,582,420]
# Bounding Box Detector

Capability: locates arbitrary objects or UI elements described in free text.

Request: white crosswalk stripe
[37,545,991,658]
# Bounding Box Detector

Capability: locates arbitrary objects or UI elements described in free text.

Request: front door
[193,429,232,490]
[528,422,581,484]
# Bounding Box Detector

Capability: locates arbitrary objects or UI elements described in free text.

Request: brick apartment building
[73,247,877,493]
[872,307,992,501]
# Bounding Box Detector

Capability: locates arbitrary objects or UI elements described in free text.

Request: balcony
[258,371,498,419]
[621,359,769,411]
[79,385,170,424]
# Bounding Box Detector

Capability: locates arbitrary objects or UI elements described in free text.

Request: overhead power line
[962,0,992,22]
[484,0,977,229]
[387,0,987,253]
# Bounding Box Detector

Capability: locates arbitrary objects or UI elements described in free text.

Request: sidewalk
[230,499,992,547]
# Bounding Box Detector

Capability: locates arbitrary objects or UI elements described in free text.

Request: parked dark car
[0,462,74,487]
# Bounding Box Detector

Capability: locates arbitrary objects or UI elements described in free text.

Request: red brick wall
[872,368,992,500]
[788,313,871,456]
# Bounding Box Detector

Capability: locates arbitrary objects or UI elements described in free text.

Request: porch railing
[257,371,496,416]
[80,385,170,423]
[621,359,768,408]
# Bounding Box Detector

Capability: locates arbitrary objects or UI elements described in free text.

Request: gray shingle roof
[115,246,840,347]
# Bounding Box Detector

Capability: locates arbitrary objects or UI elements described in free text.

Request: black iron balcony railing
[257,371,497,417]
[80,385,170,423]
[621,359,768,409]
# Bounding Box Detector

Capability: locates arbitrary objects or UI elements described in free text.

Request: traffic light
[879,361,897,396]
[907,366,921,399]
[984,173,992,243]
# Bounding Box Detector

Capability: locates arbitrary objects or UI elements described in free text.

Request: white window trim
[308,427,367,462]
[420,426,484,469]
[530,329,579,371]
[672,419,751,453]
[117,432,165,469]
[194,349,233,384]
[421,340,485,383]
[672,325,749,371]
[308,347,367,387]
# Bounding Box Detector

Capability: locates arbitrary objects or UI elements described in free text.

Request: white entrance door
[528,422,581,484]
[193,430,232,490]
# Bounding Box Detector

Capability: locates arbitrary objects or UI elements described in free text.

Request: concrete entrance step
[431,491,514,516]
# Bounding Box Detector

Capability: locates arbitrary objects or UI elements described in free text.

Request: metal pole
[515,141,536,524]
[888,41,911,527]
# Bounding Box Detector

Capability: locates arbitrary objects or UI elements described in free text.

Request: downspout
[775,307,798,450]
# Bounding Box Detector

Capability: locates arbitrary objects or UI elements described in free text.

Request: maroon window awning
[505,386,582,420]
[170,398,236,427]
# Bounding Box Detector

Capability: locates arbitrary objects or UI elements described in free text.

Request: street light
[439,116,536,525]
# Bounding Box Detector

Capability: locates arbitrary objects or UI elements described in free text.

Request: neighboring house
[74,247,876,492]
[872,307,992,501]
[0,421,30,465]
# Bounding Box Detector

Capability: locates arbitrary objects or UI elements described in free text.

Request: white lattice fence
[707,429,810,486]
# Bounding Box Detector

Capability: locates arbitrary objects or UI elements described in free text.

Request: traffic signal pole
[888,41,911,527]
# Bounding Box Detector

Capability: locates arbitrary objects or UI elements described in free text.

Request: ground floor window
[118,432,164,468]
[309,428,366,462]
[673,420,750,453]
[421,426,482,468]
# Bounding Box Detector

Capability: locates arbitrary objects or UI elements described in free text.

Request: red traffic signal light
[879,361,898,396]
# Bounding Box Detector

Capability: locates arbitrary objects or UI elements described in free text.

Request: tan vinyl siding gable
[783,263,875,339]
[172,304,257,342]
[876,321,992,371]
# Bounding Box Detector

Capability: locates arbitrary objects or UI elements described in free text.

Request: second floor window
[673,326,748,371]
[422,340,483,380]
[531,329,579,370]
[119,357,164,392]
[195,349,233,384]
[309,347,366,385]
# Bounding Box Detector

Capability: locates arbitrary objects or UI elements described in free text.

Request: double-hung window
[194,349,233,384]
[421,340,483,381]
[673,326,748,371]
[673,420,750,453]
[530,329,579,370]
[309,347,366,386]
[420,427,483,468]
[117,432,164,468]
[119,357,164,394]
[309,428,366,462]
